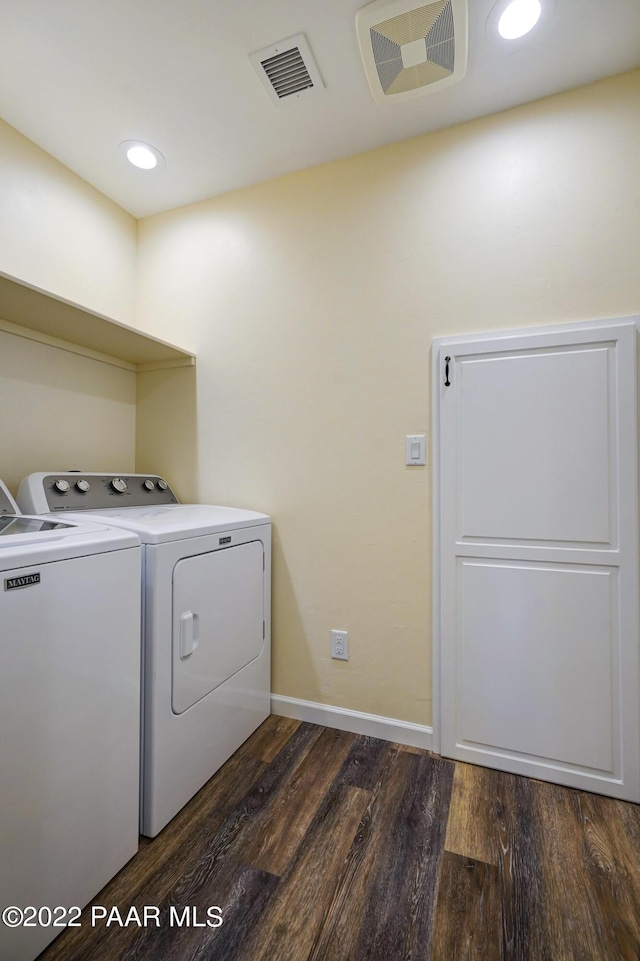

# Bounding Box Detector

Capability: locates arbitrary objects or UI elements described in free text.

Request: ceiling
[0,0,638,219]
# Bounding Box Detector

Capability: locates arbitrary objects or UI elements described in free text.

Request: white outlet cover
[331,629,349,660]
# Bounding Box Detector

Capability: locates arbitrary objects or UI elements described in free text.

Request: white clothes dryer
[19,473,271,838]
[0,479,140,961]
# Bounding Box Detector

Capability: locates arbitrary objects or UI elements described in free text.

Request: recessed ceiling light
[119,140,165,170]
[127,145,156,169]
[497,0,542,39]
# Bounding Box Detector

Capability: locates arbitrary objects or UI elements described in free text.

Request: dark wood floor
[37,716,640,961]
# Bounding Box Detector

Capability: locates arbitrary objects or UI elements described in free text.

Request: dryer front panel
[171,540,265,714]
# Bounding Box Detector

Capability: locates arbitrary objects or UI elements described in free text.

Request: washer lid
[0,515,76,537]
[0,480,139,566]
[64,504,271,544]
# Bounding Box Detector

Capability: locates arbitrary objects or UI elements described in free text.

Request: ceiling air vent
[356,0,467,104]
[250,34,325,106]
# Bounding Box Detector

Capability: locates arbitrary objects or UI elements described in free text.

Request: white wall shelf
[0,272,195,372]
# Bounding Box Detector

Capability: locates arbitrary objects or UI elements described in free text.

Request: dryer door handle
[180,611,199,659]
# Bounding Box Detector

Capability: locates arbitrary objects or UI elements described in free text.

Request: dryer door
[172,540,265,714]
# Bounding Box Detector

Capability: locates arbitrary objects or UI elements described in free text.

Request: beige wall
[0,118,137,324]
[1,70,636,725]
[136,365,198,503]
[0,120,138,498]
[0,329,136,495]
[136,70,640,726]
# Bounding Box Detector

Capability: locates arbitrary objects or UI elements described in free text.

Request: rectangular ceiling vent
[250,33,325,106]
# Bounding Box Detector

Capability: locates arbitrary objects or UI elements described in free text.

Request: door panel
[458,559,616,774]
[459,346,613,545]
[436,320,639,800]
[172,540,264,714]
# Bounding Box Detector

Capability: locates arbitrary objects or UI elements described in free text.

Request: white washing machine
[19,472,271,838]
[0,479,140,961]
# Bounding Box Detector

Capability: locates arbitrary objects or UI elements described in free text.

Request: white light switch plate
[406,434,426,466]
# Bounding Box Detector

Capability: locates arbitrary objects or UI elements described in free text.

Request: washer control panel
[40,474,179,511]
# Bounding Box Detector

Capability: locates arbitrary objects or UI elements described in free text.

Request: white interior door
[434,319,640,801]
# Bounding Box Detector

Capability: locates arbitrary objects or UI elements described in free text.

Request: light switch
[406,434,426,466]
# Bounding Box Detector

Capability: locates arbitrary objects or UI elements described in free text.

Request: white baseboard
[271,694,433,751]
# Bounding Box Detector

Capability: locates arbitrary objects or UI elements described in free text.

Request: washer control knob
[75,480,91,493]
[157,479,168,491]
[54,479,70,493]
[143,479,155,491]
[111,477,128,493]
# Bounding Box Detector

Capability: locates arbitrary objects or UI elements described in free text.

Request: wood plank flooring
[37,716,640,961]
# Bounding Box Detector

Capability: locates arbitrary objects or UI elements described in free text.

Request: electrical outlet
[331,629,349,660]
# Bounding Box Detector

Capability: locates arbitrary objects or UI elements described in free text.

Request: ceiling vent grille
[356,0,467,104]
[250,34,325,106]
